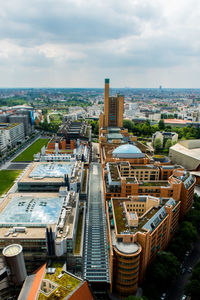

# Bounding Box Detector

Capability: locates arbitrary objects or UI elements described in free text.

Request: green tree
[158,119,165,130]
[153,138,162,151]
[123,120,135,132]
[150,251,179,289]
[185,262,200,300]
[178,221,198,245]
[165,139,172,149]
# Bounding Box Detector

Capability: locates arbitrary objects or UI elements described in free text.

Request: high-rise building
[99,79,124,129]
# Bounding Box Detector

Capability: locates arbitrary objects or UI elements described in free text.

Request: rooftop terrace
[38,262,81,300]
[112,197,176,235]
[130,165,158,170]
[139,181,170,187]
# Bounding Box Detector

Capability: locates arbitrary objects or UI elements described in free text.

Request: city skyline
[0,0,200,88]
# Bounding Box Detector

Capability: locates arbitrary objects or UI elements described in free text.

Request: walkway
[83,162,110,283]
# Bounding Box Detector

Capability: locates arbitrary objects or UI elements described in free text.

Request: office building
[99,78,124,129]
[0,123,25,148]
[106,196,180,296]
[18,161,83,192]
[59,120,91,143]
[0,191,85,273]
[0,129,7,154]
[9,114,32,136]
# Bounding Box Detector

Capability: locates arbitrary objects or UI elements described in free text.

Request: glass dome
[113,144,142,154]
[112,144,145,158]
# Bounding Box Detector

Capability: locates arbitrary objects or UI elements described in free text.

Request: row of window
[118,265,139,272]
[127,203,145,207]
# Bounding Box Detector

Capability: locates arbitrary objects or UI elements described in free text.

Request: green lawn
[13,138,49,162]
[0,170,21,196]
[74,212,83,255]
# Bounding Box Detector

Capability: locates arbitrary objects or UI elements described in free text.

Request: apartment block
[0,123,25,147]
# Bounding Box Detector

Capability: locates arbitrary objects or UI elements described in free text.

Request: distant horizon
[0,86,200,90]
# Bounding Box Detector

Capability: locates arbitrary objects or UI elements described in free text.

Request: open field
[0,170,21,196]
[13,138,49,162]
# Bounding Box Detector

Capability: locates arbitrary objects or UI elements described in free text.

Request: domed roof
[112,144,145,159]
[113,144,142,155]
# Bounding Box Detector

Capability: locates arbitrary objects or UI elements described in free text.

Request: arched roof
[113,144,142,154]
[112,144,145,158]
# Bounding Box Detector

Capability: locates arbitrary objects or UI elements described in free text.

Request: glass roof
[30,163,74,178]
[113,144,142,154]
[0,196,63,224]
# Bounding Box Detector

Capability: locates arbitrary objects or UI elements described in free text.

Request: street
[0,133,41,171]
[167,236,200,300]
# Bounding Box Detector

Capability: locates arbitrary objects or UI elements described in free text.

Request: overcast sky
[0,0,200,88]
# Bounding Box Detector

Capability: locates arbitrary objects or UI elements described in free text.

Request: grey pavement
[6,163,30,170]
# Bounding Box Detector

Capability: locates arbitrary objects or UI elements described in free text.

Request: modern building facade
[169,139,200,170]
[9,114,32,136]
[0,129,7,154]
[0,123,25,148]
[99,79,124,129]
[18,161,83,192]
[106,196,180,297]
[0,190,85,273]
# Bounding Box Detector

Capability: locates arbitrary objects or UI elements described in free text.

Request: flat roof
[19,162,75,183]
[0,122,21,130]
[29,162,73,178]
[0,193,63,225]
[164,119,192,124]
[3,244,22,257]
[116,242,139,254]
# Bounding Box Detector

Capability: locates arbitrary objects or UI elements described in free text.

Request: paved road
[167,237,200,300]
[0,134,41,171]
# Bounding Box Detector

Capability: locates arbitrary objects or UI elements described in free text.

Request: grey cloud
[81,32,200,70]
[0,0,147,45]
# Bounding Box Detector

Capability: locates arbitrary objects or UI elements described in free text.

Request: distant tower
[3,244,27,286]
[100,78,124,129]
